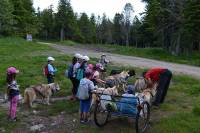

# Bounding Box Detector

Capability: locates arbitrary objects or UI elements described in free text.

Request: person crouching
[76,71,95,123]
[143,67,172,106]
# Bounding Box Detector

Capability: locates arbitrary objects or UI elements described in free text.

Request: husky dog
[24,83,60,107]
[105,71,130,92]
[90,86,118,109]
[134,77,148,92]
[135,77,157,105]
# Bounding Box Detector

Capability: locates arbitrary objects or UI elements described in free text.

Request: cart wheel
[94,101,110,127]
[135,101,150,133]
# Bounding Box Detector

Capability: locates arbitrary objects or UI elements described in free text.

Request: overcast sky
[33,0,146,18]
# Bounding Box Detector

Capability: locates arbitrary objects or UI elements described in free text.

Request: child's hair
[6,74,16,84]
[72,57,77,65]
[85,71,92,78]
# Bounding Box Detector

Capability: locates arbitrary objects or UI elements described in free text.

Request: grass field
[58,40,200,67]
[0,37,200,133]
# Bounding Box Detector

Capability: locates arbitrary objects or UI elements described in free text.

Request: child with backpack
[76,71,95,123]
[68,53,82,100]
[6,67,20,122]
[76,55,90,84]
[44,56,57,84]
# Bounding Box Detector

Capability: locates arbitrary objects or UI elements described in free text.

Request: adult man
[144,68,172,106]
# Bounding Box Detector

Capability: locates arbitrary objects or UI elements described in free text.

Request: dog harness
[33,85,45,98]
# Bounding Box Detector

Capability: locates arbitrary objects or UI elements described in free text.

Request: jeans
[154,69,172,105]
[47,75,54,84]
[70,77,79,96]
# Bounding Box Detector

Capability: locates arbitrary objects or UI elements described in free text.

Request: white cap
[47,56,55,61]
[79,55,84,60]
[74,53,82,59]
[83,55,90,61]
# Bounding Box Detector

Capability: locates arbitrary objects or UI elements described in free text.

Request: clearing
[0,38,199,133]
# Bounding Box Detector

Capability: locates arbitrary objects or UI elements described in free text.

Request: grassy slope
[58,40,200,66]
[0,38,200,133]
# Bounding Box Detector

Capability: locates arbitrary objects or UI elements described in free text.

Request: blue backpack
[66,64,73,78]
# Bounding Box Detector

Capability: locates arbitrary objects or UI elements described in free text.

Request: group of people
[4,53,172,124]
[67,53,110,123]
[5,56,58,122]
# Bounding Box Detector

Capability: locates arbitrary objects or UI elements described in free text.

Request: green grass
[58,40,200,66]
[0,37,73,96]
[0,37,200,133]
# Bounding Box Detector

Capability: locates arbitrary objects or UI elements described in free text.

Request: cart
[92,92,150,133]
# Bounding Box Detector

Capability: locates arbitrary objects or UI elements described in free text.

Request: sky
[33,0,146,18]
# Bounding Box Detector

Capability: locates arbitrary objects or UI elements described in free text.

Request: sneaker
[8,117,17,122]
[80,118,84,123]
[81,119,91,124]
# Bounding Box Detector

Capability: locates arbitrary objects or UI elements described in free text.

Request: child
[99,54,109,68]
[46,56,57,84]
[75,55,90,85]
[68,53,82,100]
[6,67,20,122]
[91,63,106,86]
[76,71,95,123]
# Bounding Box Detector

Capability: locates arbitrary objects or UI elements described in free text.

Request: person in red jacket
[143,67,172,106]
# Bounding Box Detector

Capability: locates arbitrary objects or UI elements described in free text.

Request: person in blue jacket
[47,56,57,84]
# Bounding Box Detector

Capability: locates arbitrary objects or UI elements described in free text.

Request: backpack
[43,64,48,76]
[66,64,73,78]
[76,68,84,80]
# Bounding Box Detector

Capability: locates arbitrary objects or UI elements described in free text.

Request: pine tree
[56,0,77,41]
[0,0,14,36]
[123,3,134,46]
[10,0,37,36]
[113,13,124,45]
[40,5,54,40]
[78,13,95,43]
[90,14,97,43]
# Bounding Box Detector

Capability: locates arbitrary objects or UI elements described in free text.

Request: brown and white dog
[90,86,118,109]
[134,78,157,105]
[134,77,148,92]
[24,83,60,107]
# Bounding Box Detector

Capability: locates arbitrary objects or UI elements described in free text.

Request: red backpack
[43,64,49,76]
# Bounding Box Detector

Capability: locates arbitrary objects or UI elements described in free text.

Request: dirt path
[40,42,200,79]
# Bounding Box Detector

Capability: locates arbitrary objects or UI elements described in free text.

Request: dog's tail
[24,90,30,106]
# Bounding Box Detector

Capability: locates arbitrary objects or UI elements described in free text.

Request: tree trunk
[199,41,200,52]
[163,29,171,52]
[135,37,138,48]
[45,30,48,40]
[126,33,129,47]
[60,27,64,41]
[175,32,181,55]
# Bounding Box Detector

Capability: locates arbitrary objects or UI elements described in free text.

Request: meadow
[0,37,200,133]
